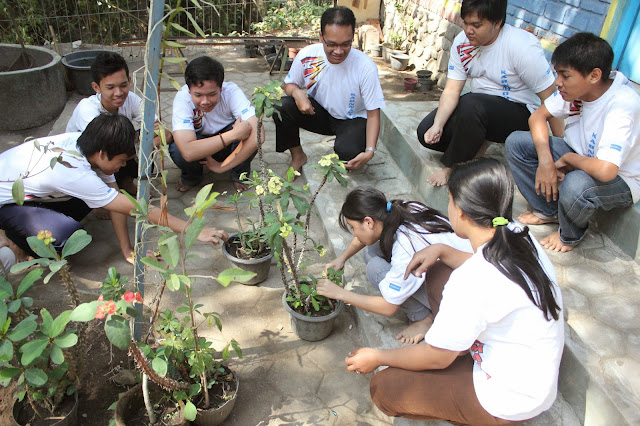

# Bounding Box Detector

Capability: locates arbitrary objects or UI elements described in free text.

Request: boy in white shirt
[170,56,259,192]
[66,51,170,195]
[506,32,640,252]
[274,6,385,172]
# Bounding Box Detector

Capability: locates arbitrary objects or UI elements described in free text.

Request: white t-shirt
[66,92,144,132]
[448,24,555,112]
[378,225,472,305]
[545,71,640,202]
[171,82,255,135]
[0,133,118,208]
[425,238,564,421]
[284,44,386,120]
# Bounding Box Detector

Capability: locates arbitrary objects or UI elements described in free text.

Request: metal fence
[0,0,331,47]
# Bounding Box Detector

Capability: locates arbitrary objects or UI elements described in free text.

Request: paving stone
[603,357,640,422]
[561,286,590,319]
[567,314,625,358]
[565,264,613,296]
[626,333,640,363]
[612,273,640,304]
[592,295,640,331]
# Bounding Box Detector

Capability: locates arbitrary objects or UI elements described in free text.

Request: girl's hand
[324,259,345,273]
[197,227,228,245]
[316,279,343,299]
[345,348,380,374]
[404,245,443,279]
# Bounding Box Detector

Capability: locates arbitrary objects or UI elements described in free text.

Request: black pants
[274,96,367,161]
[0,198,92,257]
[417,93,531,167]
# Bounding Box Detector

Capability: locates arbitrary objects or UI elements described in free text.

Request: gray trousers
[0,246,15,276]
[364,242,431,322]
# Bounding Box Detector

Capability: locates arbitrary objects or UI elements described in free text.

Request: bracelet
[219,134,227,147]
[365,147,376,155]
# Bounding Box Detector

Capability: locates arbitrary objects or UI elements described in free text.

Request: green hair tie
[492,217,509,227]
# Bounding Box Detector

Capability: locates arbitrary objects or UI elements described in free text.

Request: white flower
[255,185,265,195]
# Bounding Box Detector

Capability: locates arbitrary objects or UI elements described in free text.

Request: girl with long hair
[344,159,564,425]
[317,186,471,344]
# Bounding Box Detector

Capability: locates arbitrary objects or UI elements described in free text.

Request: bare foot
[396,314,434,344]
[289,146,308,173]
[517,211,558,225]
[427,167,452,186]
[233,181,250,192]
[541,231,575,252]
[175,182,195,193]
[93,208,110,220]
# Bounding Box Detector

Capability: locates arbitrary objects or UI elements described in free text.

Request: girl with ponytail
[344,158,564,425]
[316,186,471,344]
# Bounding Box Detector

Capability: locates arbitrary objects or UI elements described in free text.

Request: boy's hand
[555,155,573,179]
[231,117,252,141]
[535,160,560,202]
[200,156,223,173]
[346,348,380,374]
[324,259,345,273]
[197,228,228,245]
[316,279,343,299]
[294,93,315,115]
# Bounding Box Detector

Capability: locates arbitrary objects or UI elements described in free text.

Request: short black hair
[320,6,356,34]
[461,0,507,28]
[77,114,136,160]
[184,56,225,88]
[552,32,613,82]
[91,51,130,84]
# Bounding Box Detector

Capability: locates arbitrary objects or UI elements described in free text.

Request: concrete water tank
[0,44,66,131]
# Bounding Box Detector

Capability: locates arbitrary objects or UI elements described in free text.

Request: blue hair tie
[386,201,392,212]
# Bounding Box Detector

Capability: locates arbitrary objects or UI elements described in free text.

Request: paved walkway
[1,44,638,425]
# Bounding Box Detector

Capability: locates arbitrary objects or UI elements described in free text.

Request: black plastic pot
[282,292,344,341]
[222,234,273,285]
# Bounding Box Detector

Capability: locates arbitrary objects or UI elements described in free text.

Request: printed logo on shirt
[449,65,455,70]
[569,100,582,116]
[500,70,511,100]
[388,283,401,292]
[610,144,622,152]
[183,119,191,124]
[241,107,249,115]
[470,340,485,367]
[457,43,478,72]
[192,107,204,130]
[301,56,326,89]
[347,92,356,118]
[587,132,597,157]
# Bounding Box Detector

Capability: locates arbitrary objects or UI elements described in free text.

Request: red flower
[104,300,117,315]
[135,292,143,303]
[123,291,135,303]
[97,294,104,302]
[95,305,106,319]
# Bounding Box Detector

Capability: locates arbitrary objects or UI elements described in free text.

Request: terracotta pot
[222,234,273,285]
[282,292,344,341]
[404,77,418,91]
[12,391,79,425]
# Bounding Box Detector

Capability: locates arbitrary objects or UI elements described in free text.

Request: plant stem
[295,174,328,269]
[201,372,210,409]
[142,373,157,424]
[281,239,302,304]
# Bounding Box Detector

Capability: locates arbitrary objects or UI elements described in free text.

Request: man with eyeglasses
[274,6,385,172]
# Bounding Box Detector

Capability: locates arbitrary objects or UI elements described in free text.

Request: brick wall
[506,0,611,44]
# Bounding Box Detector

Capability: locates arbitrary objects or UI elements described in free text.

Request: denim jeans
[363,242,430,322]
[505,131,633,245]
[168,123,255,186]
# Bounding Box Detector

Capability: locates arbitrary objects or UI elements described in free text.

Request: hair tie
[386,201,392,212]
[492,217,509,227]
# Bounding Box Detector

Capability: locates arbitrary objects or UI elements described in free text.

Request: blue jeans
[169,123,255,186]
[363,242,430,322]
[505,131,633,245]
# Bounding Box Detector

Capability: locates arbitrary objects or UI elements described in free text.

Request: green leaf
[0,339,13,361]
[70,301,100,322]
[222,344,230,362]
[291,194,310,216]
[0,276,13,299]
[16,269,44,298]
[185,216,206,250]
[54,332,78,348]
[105,315,131,350]
[167,274,181,291]
[152,357,167,376]
[26,236,55,259]
[311,297,319,311]
[231,339,243,358]
[183,400,197,421]
[10,258,48,273]
[300,283,311,295]
[141,257,169,274]
[163,40,186,48]
[50,344,64,364]
[214,268,257,287]
[20,338,48,366]
[49,310,71,338]
[11,175,24,205]
[0,303,6,330]
[40,308,53,336]
[158,234,179,268]
[61,229,92,258]
[0,367,21,382]
[7,299,20,313]
[25,368,47,387]
[194,183,213,211]
[7,317,37,342]
[188,383,201,397]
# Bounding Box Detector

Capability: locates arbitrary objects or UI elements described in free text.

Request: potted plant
[70,184,255,424]
[221,191,274,285]
[229,82,349,341]
[0,229,93,425]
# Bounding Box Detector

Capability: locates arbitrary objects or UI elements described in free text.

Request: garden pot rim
[281,291,345,322]
[223,233,274,262]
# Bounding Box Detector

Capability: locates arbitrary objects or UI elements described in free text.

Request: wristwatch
[365,147,377,155]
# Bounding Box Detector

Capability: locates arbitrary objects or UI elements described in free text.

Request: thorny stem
[143,278,167,344]
[26,385,45,419]
[295,174,328,269]
[281,239,305,307]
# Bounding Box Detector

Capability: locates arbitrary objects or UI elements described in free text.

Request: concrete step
[360,101,640,425]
